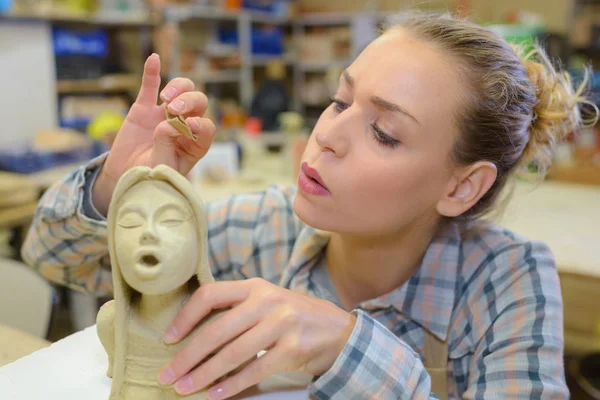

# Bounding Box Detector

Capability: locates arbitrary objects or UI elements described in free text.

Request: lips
[298,162,330,196]
[302,163,328,190]
[134,250,162,280]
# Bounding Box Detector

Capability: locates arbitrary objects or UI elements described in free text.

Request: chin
[129,279,181,295]
[293,191,340,232]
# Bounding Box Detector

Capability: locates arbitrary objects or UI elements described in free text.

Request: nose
[140,225,159,245]
[314,110,351,158]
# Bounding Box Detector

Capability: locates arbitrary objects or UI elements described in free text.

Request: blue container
[0,0,12,14]
[251,26,283,55]
[52,27,109,57]
[217,26,283,55]
[243,0,274,13]
[0,142,106,174]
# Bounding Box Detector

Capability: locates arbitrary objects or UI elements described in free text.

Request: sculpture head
[114,179,198,295]
[107,165,214,298]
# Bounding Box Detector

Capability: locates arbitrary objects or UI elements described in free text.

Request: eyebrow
[343,70,354,88]
[371,96,420,126]
[343,70,420,126]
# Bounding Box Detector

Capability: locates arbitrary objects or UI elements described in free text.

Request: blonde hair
[386,14,597,219]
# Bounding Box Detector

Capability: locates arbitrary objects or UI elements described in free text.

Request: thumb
[149,120,181,169]
[136,53,162,106]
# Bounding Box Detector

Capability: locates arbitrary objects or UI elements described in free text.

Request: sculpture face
[114,180,199,295]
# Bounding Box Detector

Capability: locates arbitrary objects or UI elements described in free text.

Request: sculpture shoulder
[97,300,116,330]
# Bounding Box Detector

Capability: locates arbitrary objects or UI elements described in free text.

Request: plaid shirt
[22,154,568,399]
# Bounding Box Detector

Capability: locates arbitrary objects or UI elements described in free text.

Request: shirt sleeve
[204,184,302,282]
[309,309,433,400]
[21,154,302,295]
[310,241,567,400]
[20,153,113,296]
[462,240,568,398]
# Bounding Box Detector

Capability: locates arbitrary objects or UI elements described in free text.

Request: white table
[0,325,310,400]
[499,180,600,279]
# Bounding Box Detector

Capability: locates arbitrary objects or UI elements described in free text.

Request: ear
[436,161,497,218]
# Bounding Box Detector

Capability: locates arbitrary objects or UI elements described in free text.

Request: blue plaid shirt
[21,154,568,399]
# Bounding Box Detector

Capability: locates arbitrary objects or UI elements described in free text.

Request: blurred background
[0,0,599,397]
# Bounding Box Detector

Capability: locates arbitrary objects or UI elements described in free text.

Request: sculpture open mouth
[135,251,162,280]
[140,254,160,268]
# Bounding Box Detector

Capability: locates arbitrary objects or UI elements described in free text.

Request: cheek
[114,228,139,264]
[352,153,439,193]
[160,225,199,273]
[341,152,451,218]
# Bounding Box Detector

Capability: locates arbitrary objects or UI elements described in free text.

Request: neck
[325,217,440,311]
[137,285,190,331]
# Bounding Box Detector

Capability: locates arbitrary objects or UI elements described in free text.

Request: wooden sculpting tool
[165,108,198,142]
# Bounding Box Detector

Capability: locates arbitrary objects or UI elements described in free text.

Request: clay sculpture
[96,165,238,399]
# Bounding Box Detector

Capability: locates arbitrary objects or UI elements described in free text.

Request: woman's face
[114,180,198,295]
[294,29,465,236]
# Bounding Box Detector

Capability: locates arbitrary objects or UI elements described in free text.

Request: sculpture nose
[140,230,158,245]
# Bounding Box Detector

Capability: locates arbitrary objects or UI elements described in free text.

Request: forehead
[119,180,189,209]
[348,29,465,128]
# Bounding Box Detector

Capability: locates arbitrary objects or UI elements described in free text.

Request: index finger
[166,281,250,344]
[136,53,162,106]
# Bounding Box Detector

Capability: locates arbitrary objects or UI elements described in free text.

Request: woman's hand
[93,53,216,216]
[158,278,357,399]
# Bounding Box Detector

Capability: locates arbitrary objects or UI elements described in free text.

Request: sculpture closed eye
[158,208,189,228]
[118,212,145,229]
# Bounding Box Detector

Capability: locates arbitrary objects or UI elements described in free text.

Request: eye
[371,124,400,149]
[159,209,187,227]
[118,212,145,229]
[329,97,349,113]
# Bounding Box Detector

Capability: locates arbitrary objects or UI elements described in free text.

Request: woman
[22,13,593,399]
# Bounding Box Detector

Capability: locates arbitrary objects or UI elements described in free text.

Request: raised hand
[93,53,216,216]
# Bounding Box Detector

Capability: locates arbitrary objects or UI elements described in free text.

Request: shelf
[0,9,159,27]
[164,5,239,22]
[250,54,296,66]
[298,59,350,72]
[191,70,240,83]
[247,11,289,25]
[204,46,240,58]
[57,74,140,94]
[296,12,354,26]
[164,5,291,24]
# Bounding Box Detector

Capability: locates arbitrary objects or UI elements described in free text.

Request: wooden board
[57,74,140,94]
[560,272,600,355]
[547,165,600,186]
[0,324,50,367]
[0,172,37,209]
[0,203,38,229]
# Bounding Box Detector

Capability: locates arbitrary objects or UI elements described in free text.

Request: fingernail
[159,366,176,385]
[208,384,226,400]
[169,99,185,112]
[189,118,201,130]
[165,326,179,344]
[161,87,177,101]
[175,375,194,394]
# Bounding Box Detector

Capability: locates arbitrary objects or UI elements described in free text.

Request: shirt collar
[284,223,460,342]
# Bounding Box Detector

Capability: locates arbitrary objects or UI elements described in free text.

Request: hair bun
[514,44,597,175]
